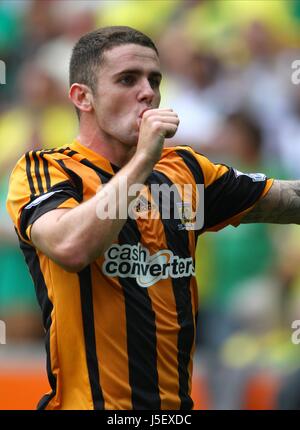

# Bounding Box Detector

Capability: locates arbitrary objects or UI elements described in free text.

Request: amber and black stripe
[78,267,104,410]
[204,166,267,229]
[40,152,51,190]
[25,151,35,197]
[118,219,160,410]
[147,170,195,410]
[17,235,56,409]
[176,148,205,240]
[32,150,44,195]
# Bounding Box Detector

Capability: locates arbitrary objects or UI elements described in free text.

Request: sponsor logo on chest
[102,243,195,288]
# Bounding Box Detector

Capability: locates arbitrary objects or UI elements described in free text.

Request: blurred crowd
[2,0,300,409]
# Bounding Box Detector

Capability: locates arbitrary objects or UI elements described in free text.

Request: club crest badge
[177,201,195,230]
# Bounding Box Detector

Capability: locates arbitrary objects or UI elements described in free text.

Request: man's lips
[139,108,152,118]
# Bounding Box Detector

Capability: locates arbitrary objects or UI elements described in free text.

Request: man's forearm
[242,180,300,224]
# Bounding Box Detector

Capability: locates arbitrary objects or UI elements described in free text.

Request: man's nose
[137,79,155,102]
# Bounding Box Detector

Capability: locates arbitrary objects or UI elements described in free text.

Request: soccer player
[6,26,298,410]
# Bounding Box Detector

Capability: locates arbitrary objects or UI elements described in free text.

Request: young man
[6,26,299,410]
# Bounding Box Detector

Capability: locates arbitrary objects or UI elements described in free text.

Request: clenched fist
[136,108,180,164]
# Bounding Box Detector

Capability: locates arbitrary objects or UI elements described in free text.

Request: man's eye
[149,78,160,89]
[120,76,135,85]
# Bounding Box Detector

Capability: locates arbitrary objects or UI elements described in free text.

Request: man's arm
[31,153,153,273]
[31,109,179,272]
[241,180,300,224]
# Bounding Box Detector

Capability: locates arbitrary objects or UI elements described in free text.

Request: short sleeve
[175,147,273,232]
[6,150,83,243]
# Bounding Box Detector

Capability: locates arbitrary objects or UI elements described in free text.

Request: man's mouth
[139,108,152,118]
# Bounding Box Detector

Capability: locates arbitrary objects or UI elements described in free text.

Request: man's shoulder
[29,145,74,160]
[13,145,75,169]
[8,146,78,193]
[159,145,208,169]
[160,145,196,159]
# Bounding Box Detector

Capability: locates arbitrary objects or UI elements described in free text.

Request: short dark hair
[69,26,159,92]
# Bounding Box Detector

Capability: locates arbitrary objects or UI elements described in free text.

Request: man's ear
[69,83,93,114]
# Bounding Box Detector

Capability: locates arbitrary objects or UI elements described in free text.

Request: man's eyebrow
[113,69,162,79]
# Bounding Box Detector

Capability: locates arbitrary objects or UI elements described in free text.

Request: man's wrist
[131,151,157,173]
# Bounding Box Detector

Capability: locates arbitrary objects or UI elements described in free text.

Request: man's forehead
[102,44,160,70]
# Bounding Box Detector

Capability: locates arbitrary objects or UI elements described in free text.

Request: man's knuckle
[151,120,162,131]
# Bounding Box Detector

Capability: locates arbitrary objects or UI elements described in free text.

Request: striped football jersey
[6,141,273,410]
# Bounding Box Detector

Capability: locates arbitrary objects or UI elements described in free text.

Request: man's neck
[77,117,136,168]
